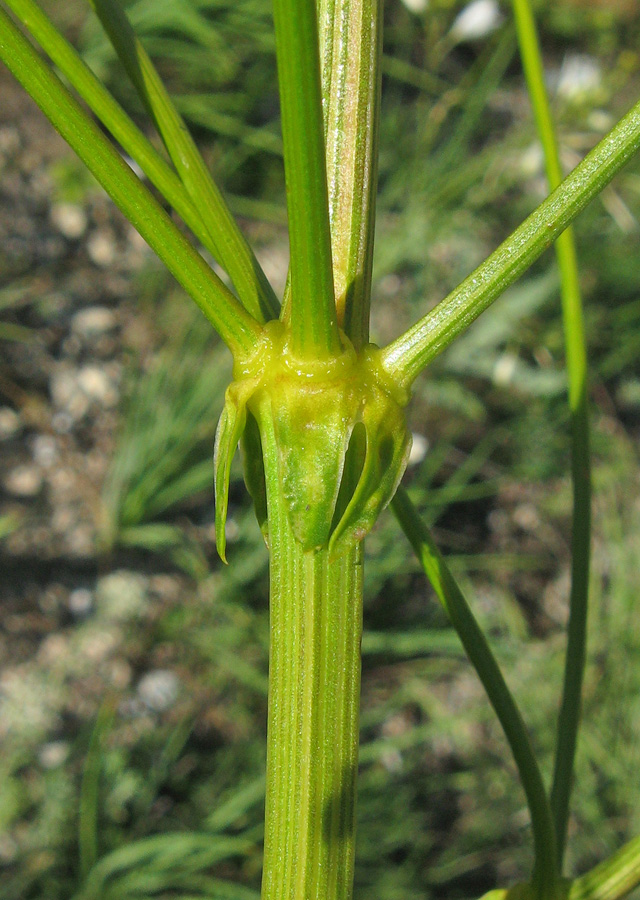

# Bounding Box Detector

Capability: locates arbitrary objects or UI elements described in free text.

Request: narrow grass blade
[569,835,640,900]
[318,0,383,349]
[79,697,116,880]
[272,0,340,358]
[381,96,640,387]
[391,487,559,896]
[0,9,262,361]
[511,0,591,870]
[75,833,255,900]
[87,0,279,323]
[4,0,271,312]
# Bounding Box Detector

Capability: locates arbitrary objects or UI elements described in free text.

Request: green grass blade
[569,835,640,900]
[272,0,341,358]
[380,96,640,388]
[4,0,264,299]
[512,0,591,870]
[87,0,279,323]
[391,486,559,896]
[79,698,116,880]
[0,9,262,361]
[318,0,383,349]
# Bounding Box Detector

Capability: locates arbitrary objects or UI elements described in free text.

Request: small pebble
[3,465,43,497]
[400,0,428,12]
[87,230,116,267]
[50,202,88,239]
[51,411,74,434]
[68,588,93,616]
[450,0,503,42]
[0,125,20,156]
[72,306,116,338]
[137,670,180,712]
[31,434,57,468]
[50,365,118,420]
[96,571,148,622]
[77,366,118,406]
[557,53,602,102]
[39,741,70,769]
[408,433,428,466]
[0,407,21,440]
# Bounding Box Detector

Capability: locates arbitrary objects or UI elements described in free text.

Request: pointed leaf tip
[214,382,255,562]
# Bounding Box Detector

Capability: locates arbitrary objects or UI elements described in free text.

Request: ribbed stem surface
[258,404,363,900]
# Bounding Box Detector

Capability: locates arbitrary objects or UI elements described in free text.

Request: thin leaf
[79,698,117,880]
[205,776,266,832]
[391,486,559,895]
[511,0,591,867]
[380,96,640,387]
[4,0,219,271]
[75,833,255,900]
[87,0,279,322]
[0,9,262,360]
[272,0,340,357]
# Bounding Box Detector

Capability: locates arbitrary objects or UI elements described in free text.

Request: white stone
[450,0,503,42]
[557,53,602,102]
[32,434,58,468]
[87,230,116,267]
[96,571,148,622]
[408,432,429,466]
[39,740,70,769]
[50,368,89,419]
[72,306,116,337]
[77,365,118,406]
[3,464,42,497]
[50,365,118,419]
[0,407,21,440]
[0,126,20,156]
[400,0,428,14]
[50,203,88,239]
[493,351,518,387]
[137,670,180,712]
[68,587,93,616]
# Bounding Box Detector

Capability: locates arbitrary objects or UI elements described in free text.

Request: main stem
[259,405,363,900]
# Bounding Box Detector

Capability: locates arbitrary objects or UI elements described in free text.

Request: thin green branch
[87,0,279,323]
[272,0,340,358]
[392,487,559,898]
[318,0,383,349]
[511,0,591,870]
[3,0,240,291]
[0,8,262,360]
[380,97,640,388]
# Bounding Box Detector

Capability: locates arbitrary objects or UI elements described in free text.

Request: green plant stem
[318,0,383,349]
[258,400,362,900]
[569,836,640,900]
[4,0,231,295]
[511,0,591,870]
[0,8,262,362]
[380,96,640,388]
[272,0,341,358]
[392,487,559,899]
[86,0,279,323]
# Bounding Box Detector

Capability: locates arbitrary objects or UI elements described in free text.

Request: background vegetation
[1,0,640,897]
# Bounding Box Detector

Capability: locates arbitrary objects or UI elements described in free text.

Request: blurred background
[1,0,640,897]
